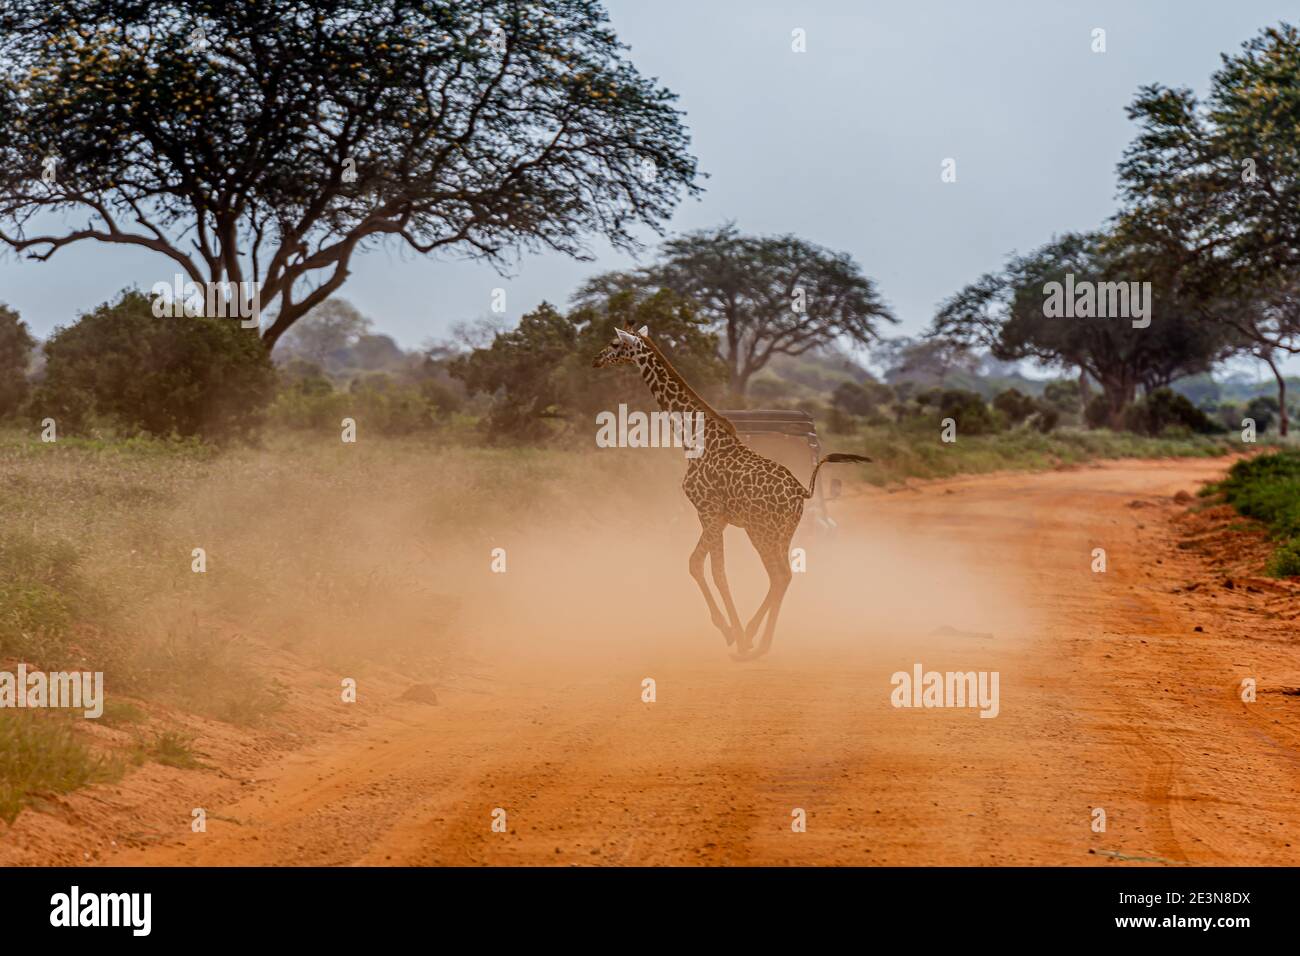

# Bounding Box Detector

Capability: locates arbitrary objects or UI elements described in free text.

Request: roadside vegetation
[850,426,1239,487]
[1207,451,1300,577]
[0,711,122,825]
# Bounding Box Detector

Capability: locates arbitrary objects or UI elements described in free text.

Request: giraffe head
[592,325,649,368]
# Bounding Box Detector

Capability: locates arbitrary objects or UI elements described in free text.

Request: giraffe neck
[633,344,738,453]
[635,350,699,418]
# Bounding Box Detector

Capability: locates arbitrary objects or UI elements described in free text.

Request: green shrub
[992,388,1038,426]
[344,374,437,435]
[0,304,35,419]
[917,387,999,435]
[1268,539,1300,577]
[146,731,202,769]
[1245,395,1279,434]
[1042,379,1082,415]
[1216,452,1300,537]
[30,289,275,441]
[267,385,351,431]
[1213,451,1300,577]
[0,532,105,667]
[1124,388,1224,437]
[1033,406,1061,433]
[0,712,119,824]
[832,380,892,417]
[268,372,458,436]
[1084,394,1112,429]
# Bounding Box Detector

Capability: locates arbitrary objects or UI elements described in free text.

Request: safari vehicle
[720,409,844,535]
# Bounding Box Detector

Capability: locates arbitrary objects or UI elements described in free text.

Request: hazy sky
[2,0,1296,376]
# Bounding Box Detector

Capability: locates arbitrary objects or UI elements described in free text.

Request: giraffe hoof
[730,642,770,662]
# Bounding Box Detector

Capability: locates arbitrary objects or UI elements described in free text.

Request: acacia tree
[0,0,700,350]
[575,224,895,400]
[1120,24,1300,280]
[873,335,977,387]
[1169,274,1300,435]
[1117,23,1300,434]
[931,232,1241,430]
[276,297,372,367]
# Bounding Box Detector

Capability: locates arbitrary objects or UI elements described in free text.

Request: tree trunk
[1100,376,1135,431]
[1264,353,1288,437]
[1107,399,1127,432]
[728,368,751,407]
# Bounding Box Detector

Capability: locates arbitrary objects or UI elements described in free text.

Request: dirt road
[107,457,1300,866]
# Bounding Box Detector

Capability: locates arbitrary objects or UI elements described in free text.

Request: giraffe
[593,322,871,661]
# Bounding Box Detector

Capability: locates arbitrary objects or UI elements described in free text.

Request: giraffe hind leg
[732,528,795,662]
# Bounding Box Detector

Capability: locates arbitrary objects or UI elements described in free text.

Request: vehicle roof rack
[719,409,815,423]
[719,409,818,437]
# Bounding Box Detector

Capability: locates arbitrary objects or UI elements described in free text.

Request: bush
[1213,451,1300,577]
[1268,539,1300,577]
[1084,394,1112,429]
[1245,395,1279,434]
[1124,388,1224,437]
[1032,406,1060,433]
[1042,379,1082,415]
[989,387,1060,433]
[0,304,35,418]
[268,372,456,436]
[917,387,999,435]
[276,358,334,395]
[832,380,892,417]
[344,375,437,435]
[992,388,1038,426]
[1216,451,1300,539]
[267,385,351,431]
[31,290,275,441]
[0,531,106,668]
[827,406,857,435]
[0,711,119,824]
[416,378,463,417]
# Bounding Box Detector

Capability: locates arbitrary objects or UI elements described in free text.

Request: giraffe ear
[637,326,649,337]
[615,328,639,346]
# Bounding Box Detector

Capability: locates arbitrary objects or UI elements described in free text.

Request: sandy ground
[9,455,1298,866]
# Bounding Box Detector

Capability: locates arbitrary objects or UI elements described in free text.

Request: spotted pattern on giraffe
[593,324,870,661]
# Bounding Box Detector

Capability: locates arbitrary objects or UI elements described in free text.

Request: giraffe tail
[804,453,872,499]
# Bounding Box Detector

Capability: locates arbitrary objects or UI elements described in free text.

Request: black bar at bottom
[0,866,1282,941]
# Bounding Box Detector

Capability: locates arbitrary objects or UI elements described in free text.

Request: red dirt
[9,456,1300,866]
